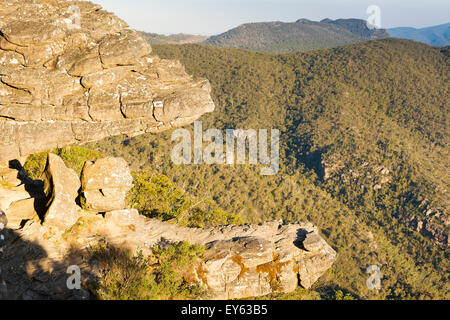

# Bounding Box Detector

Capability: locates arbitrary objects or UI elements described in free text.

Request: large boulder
[186,230,336,299]
[0,0,215,163]
[81,215,337,299]
[0,184,31,212]
[42,154,81,230]
[4,198,41,229]
[0,162,45,228]
[80,157,133,212]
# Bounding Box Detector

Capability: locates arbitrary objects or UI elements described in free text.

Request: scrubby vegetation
[23,147,241,229]
[88,241,206,300]
[127,170,243,228]
[23,38,448,300]
[24,146,104,179]
[88,39,449,300]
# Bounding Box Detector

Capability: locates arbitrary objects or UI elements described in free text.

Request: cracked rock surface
[0,158,337,300]
[0,0,215,162]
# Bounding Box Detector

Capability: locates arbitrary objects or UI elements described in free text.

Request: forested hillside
[89,39,449,299]
[203,18,389,53]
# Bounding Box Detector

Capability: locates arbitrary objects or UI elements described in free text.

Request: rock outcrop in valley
[0,155,336,300]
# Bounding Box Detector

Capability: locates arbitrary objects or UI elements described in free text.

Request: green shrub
[88,242,206,300]
[127,170,243,228]
[23,146,104,179]
[333,290,357,300]
[23,152,48,180]
[151,242,206,299]
[56,147,104,176]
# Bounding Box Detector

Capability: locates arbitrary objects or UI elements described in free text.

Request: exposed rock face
[4,198,41,229]
[0,185,31,213]
[187,230,336,299]
[0,157,337,299]
[42,154,81,230]
[100,210,336,299]
[0,162,43,228]
[408,215,449,247]
[80,157,133,212]
[0,163,22,188]
[0,0,215,163]
[2,208,336,300]
[321,157,448,247]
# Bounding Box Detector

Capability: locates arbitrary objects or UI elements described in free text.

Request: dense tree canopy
[87,39,449,299]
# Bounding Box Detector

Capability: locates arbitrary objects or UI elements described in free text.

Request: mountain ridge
[203,18,389,53]
[388,23,450,46]
[141,32,208,45]
[140,20,449,53]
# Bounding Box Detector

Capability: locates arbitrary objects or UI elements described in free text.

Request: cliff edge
[0,0,215,163]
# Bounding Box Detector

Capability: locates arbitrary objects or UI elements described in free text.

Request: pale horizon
[93,0,450,35]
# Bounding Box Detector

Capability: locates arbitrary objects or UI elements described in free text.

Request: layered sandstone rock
[0,0,215,163]
[3,209,336,300]
[0,162,43,228]
[321,156,449,247]
[93,209,337,299]
[80,157,133,212]
[41,153,81,230]
[0,1,337,299]
[0,156,337,299]
[187,231,336,299]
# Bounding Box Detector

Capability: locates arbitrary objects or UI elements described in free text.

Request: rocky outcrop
[42,154,81,230]
[0,156,337,300]
[321,156,449,246]
[407,213,449,247]
[0,0,215,163]
[80,157,133,212]
[0,161,43,229]
[99,209,336,299]
[187,230,335,299]
[2,208,336,300]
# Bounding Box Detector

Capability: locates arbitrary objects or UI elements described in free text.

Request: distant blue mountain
[388,23,450,46]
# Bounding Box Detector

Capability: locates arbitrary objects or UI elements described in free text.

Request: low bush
[127,170,243,228]
[23,146,104,179]
[88,241,206,300]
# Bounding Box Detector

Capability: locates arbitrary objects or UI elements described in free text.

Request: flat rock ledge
[2,208,336,300]
[0,156,336,300]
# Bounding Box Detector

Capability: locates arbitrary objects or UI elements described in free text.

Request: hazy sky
[93,0,450,35]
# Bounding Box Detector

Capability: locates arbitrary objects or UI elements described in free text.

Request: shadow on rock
[1,226,96,300]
